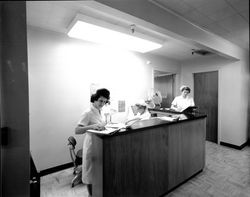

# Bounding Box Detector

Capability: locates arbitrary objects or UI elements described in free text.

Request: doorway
[154,70,176,108]
[194,71,218,143]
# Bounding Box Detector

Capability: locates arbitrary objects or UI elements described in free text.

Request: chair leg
[71,172,82,188]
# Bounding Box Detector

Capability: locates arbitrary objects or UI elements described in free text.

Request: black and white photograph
[0,0,249,197]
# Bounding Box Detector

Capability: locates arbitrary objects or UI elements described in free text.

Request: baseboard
[39,162,74,177]
[220,141,248,150]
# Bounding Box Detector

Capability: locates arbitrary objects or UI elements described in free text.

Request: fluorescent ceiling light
[67,15,163,53]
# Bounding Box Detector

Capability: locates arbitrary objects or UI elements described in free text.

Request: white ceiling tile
[153,0,193,14]
[240,10,249,21]
[194,0,227,10]
[226,0,249,12]
[182,10,215,26]
[169,1,194,15]
[218,14,249,32]
[195,2,237,21]
[203,22,230,37]
[181,0,209,9]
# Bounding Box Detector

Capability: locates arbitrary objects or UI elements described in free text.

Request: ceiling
[26,1,249,62]
[150,0,249,50]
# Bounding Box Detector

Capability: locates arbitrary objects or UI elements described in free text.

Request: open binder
[181,106,197,113]
[167,106,197,114]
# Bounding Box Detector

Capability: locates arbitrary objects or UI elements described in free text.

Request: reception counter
[92,110,206,197]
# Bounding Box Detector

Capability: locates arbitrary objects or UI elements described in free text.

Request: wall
[27,26,180,171]
[181,55,249,146]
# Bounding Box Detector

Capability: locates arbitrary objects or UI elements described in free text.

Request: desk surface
[97,109,206,138]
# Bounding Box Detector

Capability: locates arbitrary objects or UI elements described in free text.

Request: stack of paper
[87,127,118,135]
[87,123,127,135]
[157,116,177,122]
[105,123,127,129]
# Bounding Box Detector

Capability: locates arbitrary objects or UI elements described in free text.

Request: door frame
[0,2,30,196]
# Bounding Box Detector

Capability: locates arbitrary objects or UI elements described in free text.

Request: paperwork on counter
[157,116,178,122]
[87,123,127,135]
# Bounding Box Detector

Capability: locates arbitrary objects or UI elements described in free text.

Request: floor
[41,141,250,197]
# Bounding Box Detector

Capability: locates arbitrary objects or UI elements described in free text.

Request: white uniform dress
[171,95,195,112]
[77,104,105,184]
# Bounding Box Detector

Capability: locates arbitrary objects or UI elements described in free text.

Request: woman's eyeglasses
[97,99,109,104]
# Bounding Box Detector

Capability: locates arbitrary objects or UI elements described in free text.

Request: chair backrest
[67,136,77,166]
[68,136,77,148]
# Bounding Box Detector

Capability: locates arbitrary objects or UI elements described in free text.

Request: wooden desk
[92,113,206,197]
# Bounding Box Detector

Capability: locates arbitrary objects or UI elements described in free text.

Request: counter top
[96,109,206,138]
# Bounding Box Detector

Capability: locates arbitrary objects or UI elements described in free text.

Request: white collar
[91,104,101,115]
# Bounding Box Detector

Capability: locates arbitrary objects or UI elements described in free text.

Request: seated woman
[126,99,151,125]
[171,85,195,112]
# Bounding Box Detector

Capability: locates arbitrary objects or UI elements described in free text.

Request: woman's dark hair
[135,104,146,110]
[90,88,110,103]
[181,86,191,93]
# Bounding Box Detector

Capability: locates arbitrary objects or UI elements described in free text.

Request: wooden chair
[67,136,82,187]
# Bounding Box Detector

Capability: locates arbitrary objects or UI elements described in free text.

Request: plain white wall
[181,55,249,146]
[27,26,180,171]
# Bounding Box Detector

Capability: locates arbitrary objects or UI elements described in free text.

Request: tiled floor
[41,141,250,197]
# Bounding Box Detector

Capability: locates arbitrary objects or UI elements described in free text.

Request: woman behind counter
[126,99,151,125]
[171,85,195,112]
[75,88,110,197]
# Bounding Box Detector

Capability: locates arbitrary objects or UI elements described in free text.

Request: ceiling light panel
[67,14,163,53]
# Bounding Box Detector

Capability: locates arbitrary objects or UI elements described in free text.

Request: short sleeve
[78,112,90,126]
[191,98,195,106]
[171,97,177,105]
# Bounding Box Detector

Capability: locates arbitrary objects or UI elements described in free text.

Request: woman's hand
[92,123,106,131]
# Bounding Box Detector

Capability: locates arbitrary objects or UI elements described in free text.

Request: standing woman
[171,85,195,112]
[75,88,110,196]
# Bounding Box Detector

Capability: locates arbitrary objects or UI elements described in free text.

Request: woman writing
[126,99,151,125]
[75,88,110,196]
[171,85,195,112]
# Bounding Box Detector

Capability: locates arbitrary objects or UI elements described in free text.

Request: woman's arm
[75,123,106,135]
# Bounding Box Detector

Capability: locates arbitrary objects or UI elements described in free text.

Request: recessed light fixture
[67,14,163,53]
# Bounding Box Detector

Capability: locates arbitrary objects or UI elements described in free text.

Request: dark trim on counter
[159,170,203,197]
[39,162,74,177]
[220,141,248,150]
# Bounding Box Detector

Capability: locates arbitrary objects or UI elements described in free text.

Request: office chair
[67,136,82,187]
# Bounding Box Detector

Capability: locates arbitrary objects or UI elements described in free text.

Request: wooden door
[0,2,30,196]
[194,71,218,143]
[154,74,175,108]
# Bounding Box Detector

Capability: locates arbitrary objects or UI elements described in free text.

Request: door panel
[1,2,30,197]
[194,71,218,143]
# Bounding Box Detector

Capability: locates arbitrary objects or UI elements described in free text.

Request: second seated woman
[126,99,151,125]
[171,85,195,112]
